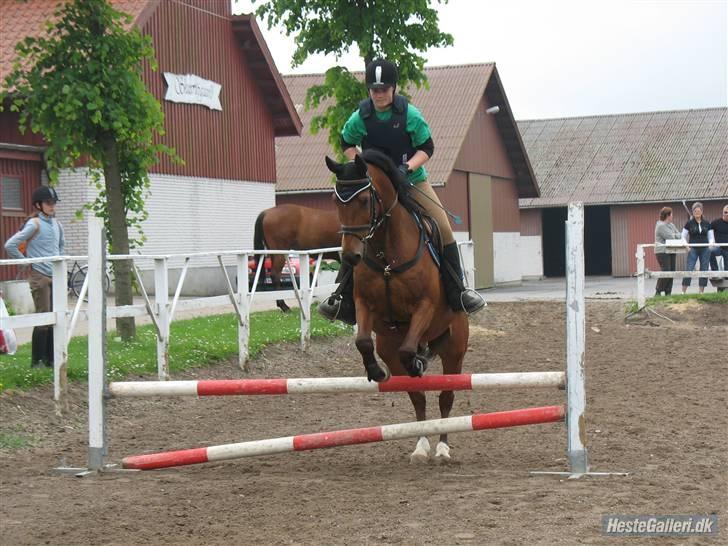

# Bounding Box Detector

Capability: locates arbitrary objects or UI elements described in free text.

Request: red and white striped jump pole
[122,405,565,470]
[109,372,565,398]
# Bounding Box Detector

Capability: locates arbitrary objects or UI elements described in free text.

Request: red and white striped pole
[109,372,565,398]
[122,405,565,470]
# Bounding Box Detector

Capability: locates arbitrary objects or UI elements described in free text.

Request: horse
[253,204,341,312]
[325,150,469,463]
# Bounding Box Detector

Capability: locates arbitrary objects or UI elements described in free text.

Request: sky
[233,0,727,120]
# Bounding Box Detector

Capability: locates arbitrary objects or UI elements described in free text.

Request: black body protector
[358,95,416,168]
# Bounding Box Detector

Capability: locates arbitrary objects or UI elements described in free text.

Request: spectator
[4,186,64,368]
[709,203,728,277]
[654,206,681,296]
[681,202,714,294]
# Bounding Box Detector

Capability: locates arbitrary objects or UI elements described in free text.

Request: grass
[0,429,38,449]
[626,290,728,313]
[0,307,350,393]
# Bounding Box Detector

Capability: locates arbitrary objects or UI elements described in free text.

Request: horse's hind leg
[271,255,291,312]
[376,336,430,463]
[434,314,468,463]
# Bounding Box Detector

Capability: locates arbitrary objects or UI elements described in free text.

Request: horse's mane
[360,149,421,214]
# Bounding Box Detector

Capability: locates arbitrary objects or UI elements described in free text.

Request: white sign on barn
[163,73,222,110]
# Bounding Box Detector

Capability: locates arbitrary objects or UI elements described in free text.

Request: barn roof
[518,107,728,208]
[276,63,538,197]
[0,1,301,137]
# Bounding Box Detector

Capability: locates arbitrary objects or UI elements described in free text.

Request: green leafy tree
[1,0,179,340]
[253,0,453,153]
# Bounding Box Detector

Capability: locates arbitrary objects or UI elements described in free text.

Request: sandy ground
[0,301,726,545]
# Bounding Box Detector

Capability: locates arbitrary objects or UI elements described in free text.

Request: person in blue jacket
[5,186,64,368]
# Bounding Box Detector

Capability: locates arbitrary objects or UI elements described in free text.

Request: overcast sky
[233,0,727,120]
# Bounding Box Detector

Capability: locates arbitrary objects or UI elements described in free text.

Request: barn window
[1,176,23,210]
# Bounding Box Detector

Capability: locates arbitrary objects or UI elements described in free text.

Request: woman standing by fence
[681,202,714,294]
[654,206,681,296]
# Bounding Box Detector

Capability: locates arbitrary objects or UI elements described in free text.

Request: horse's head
[326,154,374,266]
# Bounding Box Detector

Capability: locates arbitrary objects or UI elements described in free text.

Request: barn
[0,0,301,292]
[275,63,539,289]
[518,108,728,277]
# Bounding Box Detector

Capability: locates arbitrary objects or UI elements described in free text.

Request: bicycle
[67,261,111,299]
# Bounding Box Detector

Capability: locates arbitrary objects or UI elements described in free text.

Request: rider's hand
[397,164,410,178]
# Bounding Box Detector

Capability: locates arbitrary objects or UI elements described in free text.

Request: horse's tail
[252,210,267,289]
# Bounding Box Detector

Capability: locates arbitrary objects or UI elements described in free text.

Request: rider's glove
[397,164,410,178]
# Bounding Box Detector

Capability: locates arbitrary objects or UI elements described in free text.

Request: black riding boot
[442,243,486,314]
[317,262,356,325]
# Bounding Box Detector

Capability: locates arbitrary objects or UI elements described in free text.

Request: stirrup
[461,289,486,315]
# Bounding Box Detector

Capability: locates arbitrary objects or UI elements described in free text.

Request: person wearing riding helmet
[5,186,64,368]
[318,58,485,325]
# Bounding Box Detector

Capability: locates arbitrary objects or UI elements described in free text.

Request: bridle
[335,175,398,243]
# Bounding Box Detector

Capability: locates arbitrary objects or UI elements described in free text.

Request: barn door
[468,173,494,288]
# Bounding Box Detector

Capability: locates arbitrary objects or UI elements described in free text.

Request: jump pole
[122,405,565,470]
[108,372,566,397]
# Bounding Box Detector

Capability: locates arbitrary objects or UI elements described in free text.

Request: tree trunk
[101,134,136,340]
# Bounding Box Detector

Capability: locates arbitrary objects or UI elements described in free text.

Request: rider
[319,58,486,324]
[4,186,64,368]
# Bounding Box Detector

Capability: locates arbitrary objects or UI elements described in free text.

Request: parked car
[247,256,315,290]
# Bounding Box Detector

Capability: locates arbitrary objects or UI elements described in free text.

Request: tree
[253,0,453,153]
[1,0,178,340]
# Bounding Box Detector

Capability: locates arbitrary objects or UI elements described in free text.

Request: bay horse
[253,204,341,312]
[325,150,469,463]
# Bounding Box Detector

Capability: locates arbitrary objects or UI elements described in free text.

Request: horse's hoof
[276,300,291,313]
[365,362,391,383]
[409,437,431,464]
[434,442,452,464]
[405,357,424,378]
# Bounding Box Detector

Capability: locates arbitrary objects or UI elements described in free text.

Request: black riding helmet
[32,186,60,205]
[365,59,398,89]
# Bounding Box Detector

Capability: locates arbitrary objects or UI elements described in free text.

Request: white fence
[1,219,475,413]
[635,242,728,307]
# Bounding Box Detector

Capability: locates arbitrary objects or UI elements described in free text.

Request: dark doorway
[584,206,612,275]
[542,207,567,277]
[541,205,613,277]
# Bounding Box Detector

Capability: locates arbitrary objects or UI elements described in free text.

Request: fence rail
[635,242,728,307]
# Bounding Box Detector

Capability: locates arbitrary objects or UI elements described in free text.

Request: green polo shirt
[341,103,432,184]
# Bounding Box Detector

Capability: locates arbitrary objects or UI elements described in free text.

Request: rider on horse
[319,58,486,325]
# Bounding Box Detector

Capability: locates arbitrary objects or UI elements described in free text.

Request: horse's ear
[325,156,340,174]
[354,154,367,175]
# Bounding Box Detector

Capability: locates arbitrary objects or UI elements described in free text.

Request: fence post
[299,252,311,351]
[51,259,68,415]
[237,253,250,371]
[87,217,107,470]
[566,202,588,475]
[154,258,170,380]
[636,245,646,309]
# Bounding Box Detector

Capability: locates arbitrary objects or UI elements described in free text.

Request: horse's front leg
[354,302,390,382]
[398,300,436,377]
